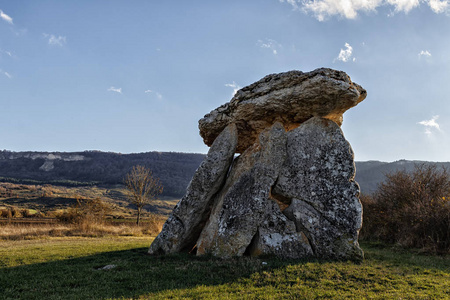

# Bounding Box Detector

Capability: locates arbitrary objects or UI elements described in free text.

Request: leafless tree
[124,165,163,225]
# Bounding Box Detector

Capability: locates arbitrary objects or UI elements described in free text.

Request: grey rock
[196,122,287,257]
[246,200,314,259]
[96,264,117,271]
[199,68,366,153]
[148,123,238,255]
[274,117,364,261]
[151,69,365,262]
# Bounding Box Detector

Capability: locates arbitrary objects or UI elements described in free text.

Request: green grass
[0,238,449,299]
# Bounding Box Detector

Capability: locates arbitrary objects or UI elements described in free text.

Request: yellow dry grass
[0,218,165,241]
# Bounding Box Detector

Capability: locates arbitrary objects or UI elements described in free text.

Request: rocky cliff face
[149,68,367,261]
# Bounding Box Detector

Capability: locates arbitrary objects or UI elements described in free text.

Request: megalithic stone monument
[149,68,367,261]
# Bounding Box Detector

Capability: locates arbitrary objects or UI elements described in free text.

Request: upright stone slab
[273,117,363,261]
[149,124,238,255]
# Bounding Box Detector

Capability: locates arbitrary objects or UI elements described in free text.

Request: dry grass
[0,216,166,240]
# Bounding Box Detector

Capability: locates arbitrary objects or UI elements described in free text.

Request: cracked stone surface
[196,122,287,257]
[274,117,363,261]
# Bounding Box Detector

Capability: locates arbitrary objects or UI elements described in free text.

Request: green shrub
[361,164,450,254]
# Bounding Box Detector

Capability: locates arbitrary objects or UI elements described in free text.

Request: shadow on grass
[1,243,448,299]
[0,247,275,299]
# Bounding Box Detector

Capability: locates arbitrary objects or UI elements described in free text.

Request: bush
[0,208,12,219]
[21,209,34,218]
[361,164,450,254]
[0,206,21,218]
[57,197,110,226]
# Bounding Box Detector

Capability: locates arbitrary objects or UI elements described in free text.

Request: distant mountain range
[1,150,449,196]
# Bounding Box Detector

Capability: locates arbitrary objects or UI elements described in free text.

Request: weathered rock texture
[199,68,367,153]
[149,68,366,261]
[149,124,237,254]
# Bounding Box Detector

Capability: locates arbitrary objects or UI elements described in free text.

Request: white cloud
[336,43,354,62]
[429,0,449,13]
[0,9,13,24]
[418,115,441,136]
[145,89,163,100]
[386,0,420,13]
[257,39,282,55]
[107,87,122,94]
[301,0,383,20]
[419,50,432,57]
[280,0,449,20]
[225,81,242,97]
[43,33,67,47]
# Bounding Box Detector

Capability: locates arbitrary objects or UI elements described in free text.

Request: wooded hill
[0,150,204,197]
[1,150,449,196]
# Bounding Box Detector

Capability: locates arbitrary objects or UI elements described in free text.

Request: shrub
[57,197,111,226]
[0,208,12,219]
[0,206,21,218]
[21,209,34,218]
[361,164,450,254]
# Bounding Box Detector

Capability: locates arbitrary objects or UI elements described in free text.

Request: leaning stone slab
[149,123,238,255]
[199,68,366,153]
[196,122,287,257]
[273,117,364,261]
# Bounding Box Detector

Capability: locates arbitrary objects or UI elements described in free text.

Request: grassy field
[0,237,448,300]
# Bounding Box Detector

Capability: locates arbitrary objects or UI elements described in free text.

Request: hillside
[0,150,205,197]
[1,150,449,196]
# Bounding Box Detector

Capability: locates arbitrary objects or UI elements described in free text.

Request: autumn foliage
[360,164,450,254]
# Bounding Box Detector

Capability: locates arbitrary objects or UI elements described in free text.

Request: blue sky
[1,0,450,162]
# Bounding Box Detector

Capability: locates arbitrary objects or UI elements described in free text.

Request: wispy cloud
[145,89,163,100]
[279,0,299,9]
[257,39,282,55]
[386,0,420,14]
[225,81,242,97]
[0,49,14,57]
[43,33,67,47]
[280,0,449,20]
[0,69,12,79]
[336,43,355,62]
[107,86,122,94]
[0,9,13,24]
[418,115,441,136]
[418,50,432,57]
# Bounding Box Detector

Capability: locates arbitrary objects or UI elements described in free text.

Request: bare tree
[124,165,163,225]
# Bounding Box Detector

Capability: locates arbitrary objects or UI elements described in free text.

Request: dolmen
[149,68,367,261]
